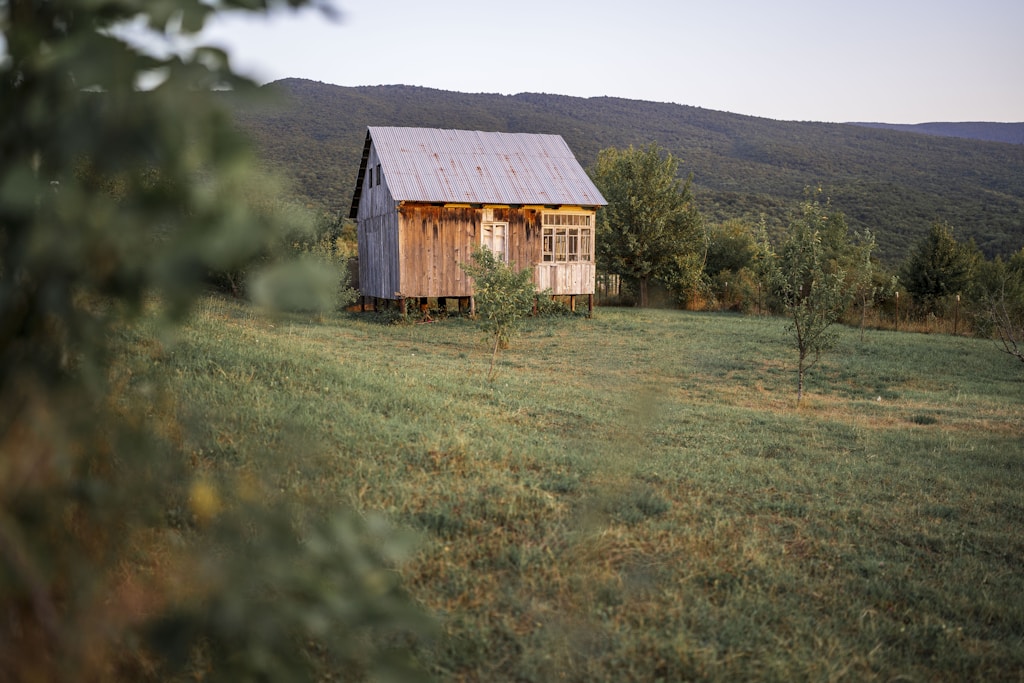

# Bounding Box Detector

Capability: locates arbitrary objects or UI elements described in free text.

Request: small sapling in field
[460,246,538,380]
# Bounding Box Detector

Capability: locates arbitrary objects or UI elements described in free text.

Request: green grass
[118,296,1024,681]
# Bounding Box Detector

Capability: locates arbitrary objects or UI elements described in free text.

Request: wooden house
[349,126,606,313]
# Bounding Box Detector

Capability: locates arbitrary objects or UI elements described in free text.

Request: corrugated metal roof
[365,126,606,207]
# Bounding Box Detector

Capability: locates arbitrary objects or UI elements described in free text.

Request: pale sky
[194,0,1022,123]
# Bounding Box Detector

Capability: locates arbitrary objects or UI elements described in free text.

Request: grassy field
[117,296,1024,681]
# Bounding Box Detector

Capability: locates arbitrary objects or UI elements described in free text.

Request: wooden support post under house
[469,296,476,317]
[588,294,594,317]
[570,295,576,313]
[399,297,407,317]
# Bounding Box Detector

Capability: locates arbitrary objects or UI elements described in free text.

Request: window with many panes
[541,212,593,263]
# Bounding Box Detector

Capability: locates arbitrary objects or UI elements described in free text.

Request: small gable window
[481,222,508,262]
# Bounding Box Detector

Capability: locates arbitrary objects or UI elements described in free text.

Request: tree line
[590,144,1024,395]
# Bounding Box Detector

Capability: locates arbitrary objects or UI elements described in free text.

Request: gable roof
[349,126,605,218]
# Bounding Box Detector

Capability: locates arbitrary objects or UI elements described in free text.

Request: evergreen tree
[901,222,977,315]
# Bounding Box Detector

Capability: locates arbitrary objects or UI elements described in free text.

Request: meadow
[117,296,1024,681]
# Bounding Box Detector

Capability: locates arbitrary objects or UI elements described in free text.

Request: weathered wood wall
[357,213,399,299]
[355,145,401,299]
[397,205,474,298]
[358,182,596,299]
[395,205,547,299]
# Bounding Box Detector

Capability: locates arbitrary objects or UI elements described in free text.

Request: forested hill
[849,122,1024,145]
[227,78,1024,264]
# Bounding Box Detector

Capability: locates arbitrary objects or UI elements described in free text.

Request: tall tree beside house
[590,144,705,307]
[0,1,429,681]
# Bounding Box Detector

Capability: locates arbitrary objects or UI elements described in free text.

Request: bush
[460,247,538,379]
[0,3,428,679]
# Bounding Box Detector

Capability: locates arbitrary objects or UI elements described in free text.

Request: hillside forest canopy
[226,79,1024,266]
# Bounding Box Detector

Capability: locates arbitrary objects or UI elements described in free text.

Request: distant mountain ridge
[227,79,1024,264]
[849,122,1024,145]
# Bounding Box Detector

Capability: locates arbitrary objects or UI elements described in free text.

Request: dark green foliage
[590,143,705,307]
[226,81,1024,265]
[248,210,359,313]
[704,219,761,310]
[249,254,355,313]
[901,222,979,315]
[704,219,758,278]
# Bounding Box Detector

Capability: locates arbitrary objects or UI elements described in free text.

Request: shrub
[460,246,537,380]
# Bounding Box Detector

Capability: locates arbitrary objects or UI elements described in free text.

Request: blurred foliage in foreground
[0,1,429,680]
